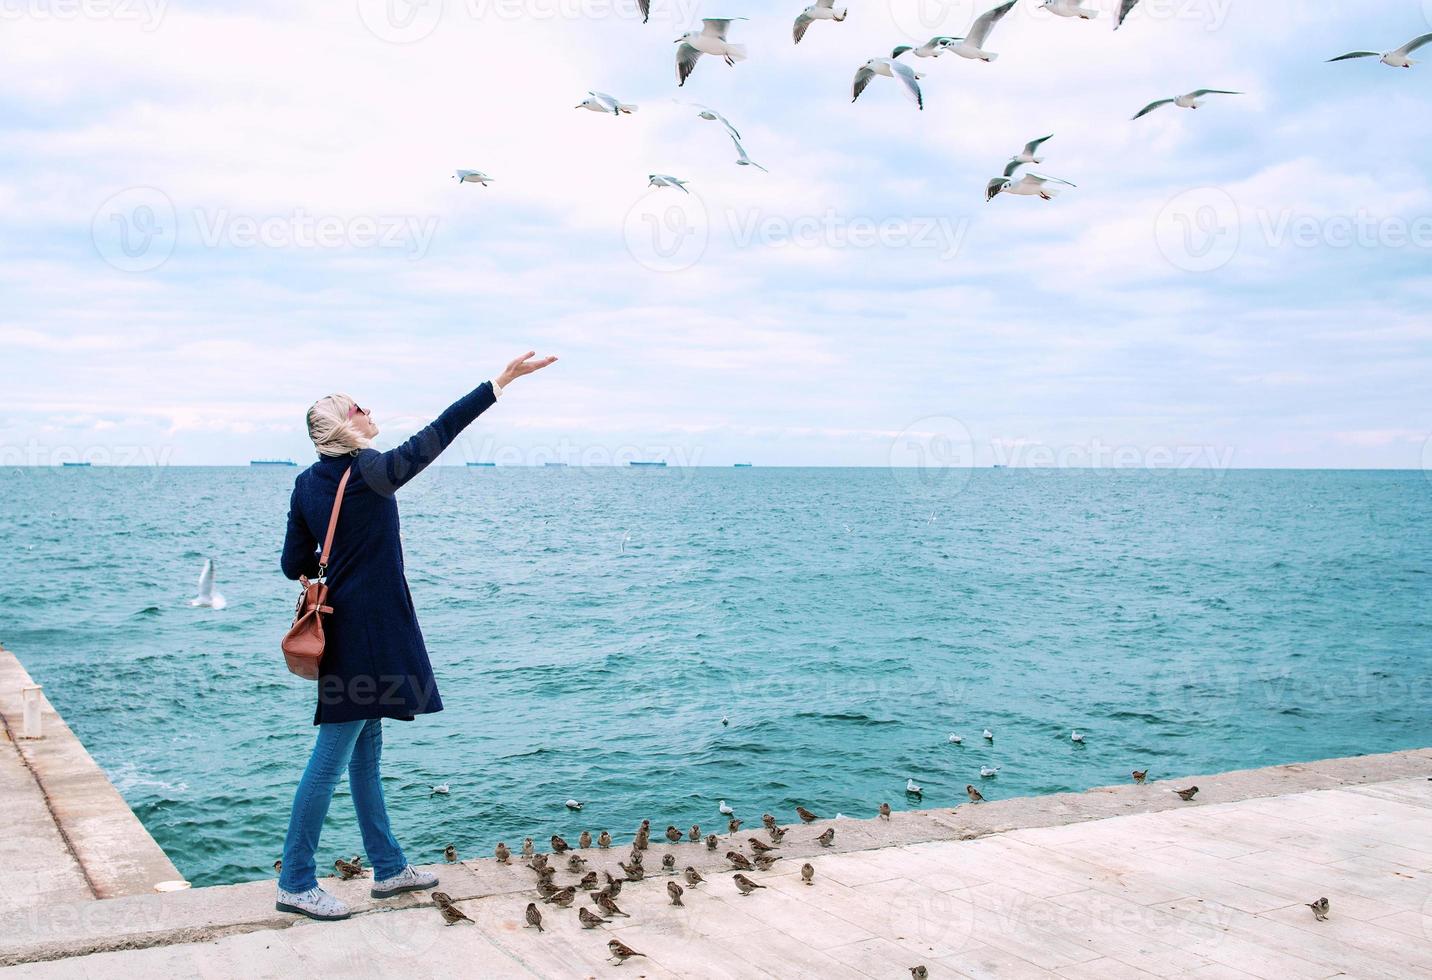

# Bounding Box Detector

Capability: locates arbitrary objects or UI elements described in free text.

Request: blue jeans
[279,718,407,892]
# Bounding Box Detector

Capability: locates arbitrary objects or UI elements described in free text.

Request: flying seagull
[1008,133,1054,170]
[686,103,741,139]
[648,174,690,193]
[1328,33,1432,69]
[189,558,226,609]
[1041,0,1098,19]
[1132,89,1241,120]
[730,134,768,172]
[894,37,959,58]
[987,172,1076,202]
[576,91,637,115]
[1114,0,1140,29]
[853,57,924,110]
[794,0,847,45]
[676,18,749,86]
[938,0,1017,61]
[453,170,494,186]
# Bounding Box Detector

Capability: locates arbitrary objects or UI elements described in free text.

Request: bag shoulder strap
[317,463,355,576]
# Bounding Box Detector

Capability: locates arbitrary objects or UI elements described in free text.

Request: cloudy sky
[3,0,1431,467]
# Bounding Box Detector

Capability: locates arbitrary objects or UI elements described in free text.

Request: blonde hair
[307,393,371,457]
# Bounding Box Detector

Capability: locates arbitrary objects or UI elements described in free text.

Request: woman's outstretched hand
[496,351,558,389]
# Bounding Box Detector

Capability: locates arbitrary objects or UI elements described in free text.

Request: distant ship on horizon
[60,461,93,468]
[733,463,753,468]
[250,459,297,467]
[466,462,496,467]
[543,462,569,468]
[629,461,667,468]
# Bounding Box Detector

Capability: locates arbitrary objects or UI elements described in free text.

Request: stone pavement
[3,748,1430,978]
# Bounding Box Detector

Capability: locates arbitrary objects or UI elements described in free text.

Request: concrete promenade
[0,646,183,916]
[1,730,1429,978]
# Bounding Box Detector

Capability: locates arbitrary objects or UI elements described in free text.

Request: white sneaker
[371,864,439,899]
[276,885,352,921]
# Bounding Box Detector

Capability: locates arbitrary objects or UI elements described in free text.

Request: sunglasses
[348,404,371,420]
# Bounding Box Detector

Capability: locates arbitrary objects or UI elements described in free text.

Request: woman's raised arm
[361,352,557,495]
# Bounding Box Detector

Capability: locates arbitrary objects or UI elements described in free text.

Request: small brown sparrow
[689,824,701,842]
[578,830,592,849]
[567,853,587,872]
[768,825,786,844]
[762,813,778,831]
[528,853,549,871]
[443,844,458,864]
[619,861,645,881]
[910,967,928,979]
[628,847,644,866]
[544,886,575,908]
[550,834,569,854]
[966,785,985,803]
[816,827,835,848]
[608,939,645,964]
[594,892,629,917]
[666,825,683,843]
[578,906,607,929]
[273,859,282,874]
[684,866,706,886]
[494,842,511,864]
[521,838,535,858]
[1174,786,1199,801]
[795,805,819,823]
[597,830,612,849]
[728,817,743,835]
[801,862,814,885]
[726,850,753,870]
[1131,769,1148,784]
[579,870,598,890]
[333,858,366,880]
[438,901,472,926]
[879,802,891,820]
[753,854,782,871]
[749,837,778,854]
[1307,896,1329,921]
[536,880,560,899]
[661,853,677,873]
[706,833,720,850]
[667,880,685,906]
[524,902,543,931]
[732,873,766,895]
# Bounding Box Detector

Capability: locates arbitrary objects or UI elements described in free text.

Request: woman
[276,351,557,921]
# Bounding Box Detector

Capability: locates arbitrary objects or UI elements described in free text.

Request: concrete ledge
[3,746,1428,969]
[0,646,183,905]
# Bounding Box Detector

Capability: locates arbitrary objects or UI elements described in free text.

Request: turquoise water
[1,467,1428,888]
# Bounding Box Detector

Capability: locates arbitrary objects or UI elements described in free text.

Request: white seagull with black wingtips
[794,0,847,45]
[676,17,749,86]
[1328,32,1432,69]
[853,57,924,110]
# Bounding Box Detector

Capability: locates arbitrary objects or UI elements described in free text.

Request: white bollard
[21,684,43,739]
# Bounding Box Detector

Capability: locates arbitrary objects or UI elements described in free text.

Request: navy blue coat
[281,382,496,725]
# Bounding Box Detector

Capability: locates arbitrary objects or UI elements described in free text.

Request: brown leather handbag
[281,465,353,680]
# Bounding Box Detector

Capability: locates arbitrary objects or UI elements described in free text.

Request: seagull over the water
[718,800,734,815]
[1040,0,1098,19]
[453,170,494,186]
[793,0,847,45]
[980,765,1000,777]
[1328,33,1432,69]
[576,91,637,115]
[648,174,690,193]
[189,558,226,609]
[676,18,748,87]
[987,172,1076,201]
[729,135,768,172]
[1114,0,1141,30]
[1132,89,1241,120]
[853,57,924,110]
[1008,134,1054,170]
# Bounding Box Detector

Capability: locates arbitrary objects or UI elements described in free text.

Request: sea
[1,465,1428,887]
